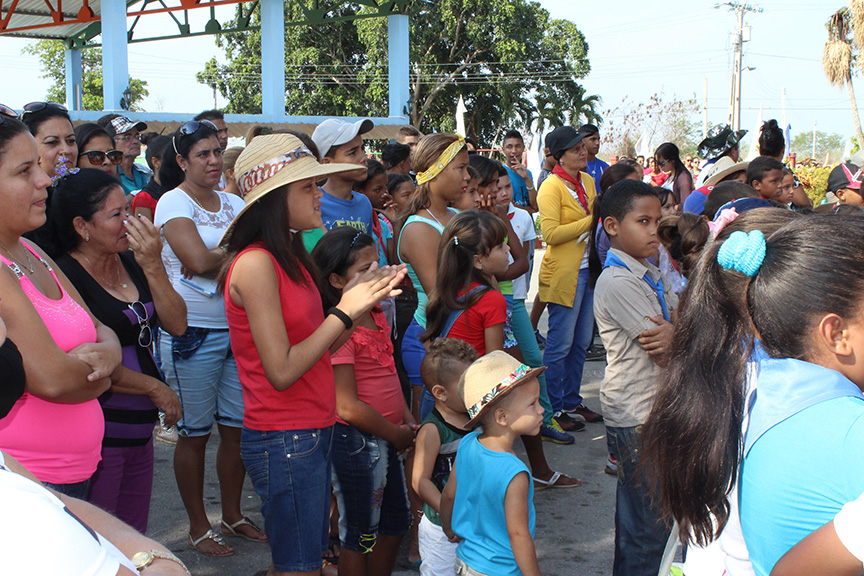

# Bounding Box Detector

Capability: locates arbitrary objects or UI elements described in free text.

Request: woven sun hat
[460,350,546,428]
[219,133,361,246]
[702,156,750,187]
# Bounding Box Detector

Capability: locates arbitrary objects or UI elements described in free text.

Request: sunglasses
[172,119,218,153]
[82,149,123,165]
[0,103,17,122]
[21,101,67,121]
[128,300,153,348]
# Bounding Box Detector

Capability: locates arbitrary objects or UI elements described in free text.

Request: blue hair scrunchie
[717,230,766,277]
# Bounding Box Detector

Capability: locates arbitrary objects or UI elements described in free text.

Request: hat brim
[219,160,364,247]
[704,161,749,187]
[464,365,547,428]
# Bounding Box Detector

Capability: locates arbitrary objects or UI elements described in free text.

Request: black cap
[546,126,586,159]
[827,162,863,193]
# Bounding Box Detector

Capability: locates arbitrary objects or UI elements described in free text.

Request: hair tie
[707,207,739,240]
[350,231,362,247]
[717,230,765,277]
[453,236,459,246]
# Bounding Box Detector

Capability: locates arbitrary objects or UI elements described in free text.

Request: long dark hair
[758,119,785,158]
[20,103,72,137]
[218,185,317,289]
[310,227,376,311]
[423,210,506,342]
[48,168,121,258]
[655,142,690,182]
[159,123,218,191]
[655,212,709,278]
[468,154,500,187]
[74,123,114,157]
[642,208,823,547]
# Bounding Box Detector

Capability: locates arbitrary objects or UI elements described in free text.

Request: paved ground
[146,249,619,575]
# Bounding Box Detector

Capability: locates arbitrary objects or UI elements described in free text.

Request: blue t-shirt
[585,158,609,196]
[453,430,535,576]
[320,189,374,234]
[118,163,152,195]
[504,166,535,209]
[374,213,392,268]
[740,358,864,576]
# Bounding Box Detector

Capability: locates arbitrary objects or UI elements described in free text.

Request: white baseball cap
[312,118,374,158]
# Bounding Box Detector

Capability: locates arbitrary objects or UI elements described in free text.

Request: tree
[22,40,149,112]
[823,5,864,150]
[790,130,846,162]
[198,1,598,145]
[601,94,701,157]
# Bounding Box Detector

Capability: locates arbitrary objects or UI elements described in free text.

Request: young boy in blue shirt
[594,180,678,576]
[440,351,546,576]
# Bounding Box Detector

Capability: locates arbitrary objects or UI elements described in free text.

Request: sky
[0,0,852,147]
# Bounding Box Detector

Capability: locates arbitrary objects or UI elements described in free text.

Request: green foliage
[198,0,598,145]
[794,164,832,205]
[22,40,148,111]
[790,130,846,163]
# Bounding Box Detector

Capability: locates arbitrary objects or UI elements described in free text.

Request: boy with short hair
[594,179,678,576]
[413,339,477,576]
[311,118,376,234]
[746,156,786,202]
[579,123,609,196]
[826,162,864,206]
[502,130,537,213]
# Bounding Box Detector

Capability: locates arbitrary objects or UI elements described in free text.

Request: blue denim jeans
[543,268,595,412]
[240,427,333,573]
[45,479,90,499]
[401,319,436,420]
[511,299,553,425]
[606,425,670,576]
[330,423,411,552]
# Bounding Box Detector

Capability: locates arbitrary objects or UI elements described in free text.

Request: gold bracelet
[132,550,191,575]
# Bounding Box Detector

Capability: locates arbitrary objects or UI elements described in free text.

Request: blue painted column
[64,48,83,110]
[260,0,285,115]
[101,0,129,111]
[387,14,410,119]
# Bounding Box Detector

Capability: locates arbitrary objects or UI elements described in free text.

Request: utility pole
[716,2,762,131]
[703,77,709,138]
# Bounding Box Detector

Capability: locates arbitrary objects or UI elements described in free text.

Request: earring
[85,234,90,242]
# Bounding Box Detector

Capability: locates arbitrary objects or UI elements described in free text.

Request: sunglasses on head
[21,101,67,121]
[0,103,17,126]
[82,149,123,165]
[172,119,218,153]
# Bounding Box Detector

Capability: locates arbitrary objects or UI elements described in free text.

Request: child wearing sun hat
[440,351,545,576]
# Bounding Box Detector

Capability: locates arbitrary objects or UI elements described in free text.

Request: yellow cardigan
[537,172,596,307]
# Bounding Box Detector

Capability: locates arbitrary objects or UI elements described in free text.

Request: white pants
[419,514,459,576]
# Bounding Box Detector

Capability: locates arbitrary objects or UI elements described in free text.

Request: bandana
[237,146,314,197]
[553,164,590,214]
[416,135,466,185]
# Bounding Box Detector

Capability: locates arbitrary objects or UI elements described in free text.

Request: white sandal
[187,528,234,556]
[532,471,582,491]
[221,516,268,542]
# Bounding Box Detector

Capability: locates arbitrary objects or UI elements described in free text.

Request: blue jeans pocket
[171,327,210,361]
[286,430,322,459]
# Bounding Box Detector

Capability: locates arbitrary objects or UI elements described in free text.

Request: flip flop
[220,516,268,542]
[187,528,235,556]
[532,471,582,491]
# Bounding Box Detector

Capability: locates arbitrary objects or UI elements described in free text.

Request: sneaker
[553,412,586,432]
[534,330,546,350]
[541,421,575,444]
[565,404,604,423]
[155,413,178,445]
[605,453,619,475]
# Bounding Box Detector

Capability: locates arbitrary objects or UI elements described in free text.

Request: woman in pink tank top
[0,111,122,496]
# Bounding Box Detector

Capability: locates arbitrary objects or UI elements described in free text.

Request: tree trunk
[848,78,864,151]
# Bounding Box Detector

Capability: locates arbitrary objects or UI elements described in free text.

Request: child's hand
[444,527,461,543]
[338,263,408,321]
[392,423,416,452]
[638,316,674,366]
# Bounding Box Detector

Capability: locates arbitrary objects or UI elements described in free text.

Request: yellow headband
[415,135,466,185]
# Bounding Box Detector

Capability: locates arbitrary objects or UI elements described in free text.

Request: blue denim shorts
[331,422,412,552]
[241,427,333,573]
[159,327,244,436]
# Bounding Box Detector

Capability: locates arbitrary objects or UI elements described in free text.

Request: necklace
[0,241,35,274]
[182,187,209,211]
[81,253,128,290]
[424,208,443,226]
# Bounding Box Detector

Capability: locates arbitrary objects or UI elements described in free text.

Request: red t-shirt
[330,309,404,426]
[225,243,336,431]
[446,283,507,356]
[131,190,158,213]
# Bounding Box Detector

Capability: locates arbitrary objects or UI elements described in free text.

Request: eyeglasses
[82,149,123,165]
[21,101,67,121]
[115,132,141,142]
[655,158,670,166]
[172,119,217,153]
[128,301,153,348]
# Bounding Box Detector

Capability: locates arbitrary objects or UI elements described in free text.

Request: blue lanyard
[604,252,670,322]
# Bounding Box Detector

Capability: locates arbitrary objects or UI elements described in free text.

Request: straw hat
[219,133,361,246]
[460,351,546,428]
[701,156,749,187]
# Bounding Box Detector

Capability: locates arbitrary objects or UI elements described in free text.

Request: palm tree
[823,7,864,150]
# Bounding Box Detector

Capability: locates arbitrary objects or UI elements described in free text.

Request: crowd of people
[2,98,864,576]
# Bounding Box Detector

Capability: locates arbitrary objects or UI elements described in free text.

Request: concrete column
[101,0,129,111]
[64,48,83,110]
[260,0,285,116]
[387,14,409,119]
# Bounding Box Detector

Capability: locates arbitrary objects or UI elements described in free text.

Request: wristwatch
[131,550,191,575]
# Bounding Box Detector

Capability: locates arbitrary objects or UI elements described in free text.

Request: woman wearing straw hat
[221,133,407,576]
